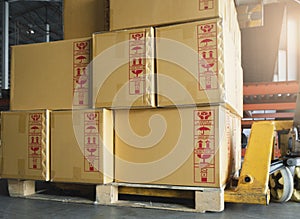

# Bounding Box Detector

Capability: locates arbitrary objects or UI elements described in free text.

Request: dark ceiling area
[1,0,63,44]
[0,0,63,94]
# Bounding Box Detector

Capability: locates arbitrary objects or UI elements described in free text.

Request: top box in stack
[64,0,109,39]
[10,0,109,111]
[110,0,230,31]
[10,37,91,110]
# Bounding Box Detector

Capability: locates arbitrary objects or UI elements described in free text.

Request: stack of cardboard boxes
[0,0,242,192]
[93,0,243,187]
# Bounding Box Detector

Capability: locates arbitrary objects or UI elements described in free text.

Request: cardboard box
[229,112,242,178]
[0,110,50,181]
[64,0,109,39]
[156,17,243,116]
[115,106,240,188]
[50,109,113,184]
[110,0,232,31]
[11,38,91,110]
[92,28,155,109]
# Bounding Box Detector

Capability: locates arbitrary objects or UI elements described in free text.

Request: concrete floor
[0,179,299,218]
[0,195,299,219]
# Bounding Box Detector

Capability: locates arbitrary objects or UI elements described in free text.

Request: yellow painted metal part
[225,121,277,205]
[274,120,293,130]
[225,120,294,204]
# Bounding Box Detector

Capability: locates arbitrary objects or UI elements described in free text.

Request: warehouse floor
[0,195,299,219]
[0,180,299,219]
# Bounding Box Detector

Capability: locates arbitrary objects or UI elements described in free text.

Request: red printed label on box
[84,112,100,172]
[73,40,90,107]
[226,113,231,162]
[199,0,214,11]
[129,32,146,95]
[28,113,43,170]
[194,110,216,184]
[197,22,218,91]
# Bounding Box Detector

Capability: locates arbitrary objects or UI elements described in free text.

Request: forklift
[225,93,300,204]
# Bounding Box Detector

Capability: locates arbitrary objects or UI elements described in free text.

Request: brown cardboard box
[64,0,109,39]
[51,109,113,184]
[230,113,242,177]
[115,106,240,188]
[11,38,91,110]
[156,17,243,116]
[110,0,231,31]
[92,28,155,109]
[0,110,50,181]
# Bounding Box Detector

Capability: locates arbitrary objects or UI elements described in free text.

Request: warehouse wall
[242,3,285,82]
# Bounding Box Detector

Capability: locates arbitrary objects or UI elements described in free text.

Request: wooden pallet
[96,183,225,213]
[7,180,224,213]
[7,179,96,204]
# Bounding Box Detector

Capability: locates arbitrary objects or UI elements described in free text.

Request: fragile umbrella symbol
[86,126,97,133]
[200,39,213,47]
[198,126,210,135]
[132,46,142,53]
[30,126,40,133]
[76,55,87,63]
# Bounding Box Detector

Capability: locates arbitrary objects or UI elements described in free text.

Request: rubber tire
[292,167,300,202]
[269,166,294,202]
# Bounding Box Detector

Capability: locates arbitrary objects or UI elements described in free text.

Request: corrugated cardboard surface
[92,28,155,109]
[110,0,227,31]
[0,111,50,181]
[64,0,109,39]
[115,106,240,188]
[156,15,243,116]
[11,37,91,111]
[51,109,113,184]
[230,113,242,177]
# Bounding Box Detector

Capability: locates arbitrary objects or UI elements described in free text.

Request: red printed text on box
[197,22,218,91]
[194,110,216,184]
[28,113,43,170]
[84,112,100,172]
[73,40,90,107]
[199,0,214,11]
[129,32,146,95]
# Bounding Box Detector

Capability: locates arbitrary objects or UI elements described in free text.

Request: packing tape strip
[50,112,55,129]
[18,159,25,176]
[51,170,55,179]
[18,113,26,134]
[73,167,81,179]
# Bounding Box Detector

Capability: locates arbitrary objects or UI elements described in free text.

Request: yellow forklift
[225,97,300,204]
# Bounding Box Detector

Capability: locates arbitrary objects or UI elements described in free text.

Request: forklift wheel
[269,167,294,203]
[292,167,300,202]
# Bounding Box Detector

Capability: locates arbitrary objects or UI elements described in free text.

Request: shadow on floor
[0,179,9,196]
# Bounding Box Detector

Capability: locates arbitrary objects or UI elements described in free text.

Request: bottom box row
[0,106,241,188]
